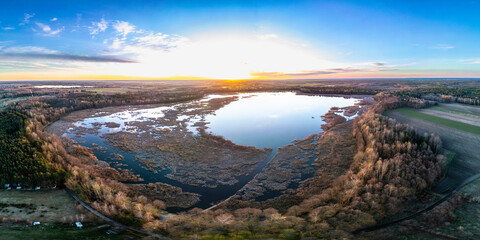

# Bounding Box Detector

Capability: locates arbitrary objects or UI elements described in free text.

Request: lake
[48,92,362,209]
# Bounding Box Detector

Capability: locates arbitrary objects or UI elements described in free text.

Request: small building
[6,187,11,190]
[4,184,9,188]
[75,222,83,228]
[16,186,21,190]
[33,222,40,226]
[35,187,40,190]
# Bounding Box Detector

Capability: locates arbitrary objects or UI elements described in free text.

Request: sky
[1,0,480,80]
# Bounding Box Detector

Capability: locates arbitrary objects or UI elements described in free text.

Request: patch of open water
[56,92,361,210]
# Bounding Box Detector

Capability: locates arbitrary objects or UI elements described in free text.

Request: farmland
[389,108,480,135]
[0,190,91,223]
[387,103,480,193]
[0,224,127,240]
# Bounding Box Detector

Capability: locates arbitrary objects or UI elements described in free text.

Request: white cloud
[50,17,58,22]
[35,22,64,36]
[36,22,51,32]
[89,18,108,36]
[105,33,344,79]
[132,32,188,50]
[2,27,14,30]
[109,38,124,50]
[113,21,136,38]
[431,44,454,50]
[2,46,58,54]
[48,27,64,36]
[19,13,34,26]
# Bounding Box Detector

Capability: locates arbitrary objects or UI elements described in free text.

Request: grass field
[0,224,128,240]
[430,103,480,118]
[429,106,480,119]
[387,104,480,239]
[390,108,480,135]
[387,106,480,194]
[0,190,85,223]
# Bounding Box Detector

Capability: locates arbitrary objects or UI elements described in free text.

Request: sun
[100,34,339,80]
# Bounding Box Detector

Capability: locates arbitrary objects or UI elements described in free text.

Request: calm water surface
[204,92,358,149]
[54,92,360,210]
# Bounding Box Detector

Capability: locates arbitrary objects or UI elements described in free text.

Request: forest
[395,86,480,105]
[0,79,476,239]
[0,110,66,188]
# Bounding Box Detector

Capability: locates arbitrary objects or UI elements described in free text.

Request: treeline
[13,91,206,124]
[137,94,445,238]
[266,94,445,237]
[298,86,380,95]
[1,88,447,238]
[395,86,480,105]
[0,110,66,188]
[21,116,168,228]
[2,96,168,226]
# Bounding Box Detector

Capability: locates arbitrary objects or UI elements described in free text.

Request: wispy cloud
[431,44,454,50]
[89,18,108,36]
[113,21,136,38]
[2,46,58,54]
[251,68,364,78]
[106,31,187,55]
[109,38,124,50]
[19,13,34,26]
[35,22,64,36]
[50,17,58,22]
[1,27,14,31]
[0,46,135,63]
[371,62,385,67]
[459,58,480,64]
[251,64,401,78]
[132,32,187,50]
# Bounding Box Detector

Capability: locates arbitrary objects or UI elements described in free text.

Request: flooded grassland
[47,92,368,210]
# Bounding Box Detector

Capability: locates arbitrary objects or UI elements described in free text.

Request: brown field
[0,190,94,223]
[387,104,480,193]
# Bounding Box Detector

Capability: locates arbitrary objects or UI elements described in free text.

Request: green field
[429,105,480,119]
[0,224,129,240]
[390,108,480,135]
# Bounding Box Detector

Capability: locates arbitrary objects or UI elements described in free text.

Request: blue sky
[1,0,480,80]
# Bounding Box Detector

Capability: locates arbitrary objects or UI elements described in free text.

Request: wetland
[46,92,366,210]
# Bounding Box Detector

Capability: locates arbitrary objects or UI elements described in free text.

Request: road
[66,188,171,240]
[354,172,480,233]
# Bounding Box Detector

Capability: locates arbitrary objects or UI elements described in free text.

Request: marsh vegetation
[1,79,479,239]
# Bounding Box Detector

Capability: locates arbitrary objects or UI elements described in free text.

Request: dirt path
[66,189,171,240]
[354,173,480,233]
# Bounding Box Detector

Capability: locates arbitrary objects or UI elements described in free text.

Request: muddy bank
[47,92,365,210]
[219,119,360,211]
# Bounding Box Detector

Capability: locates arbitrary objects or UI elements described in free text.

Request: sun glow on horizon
[93,34,341,80]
